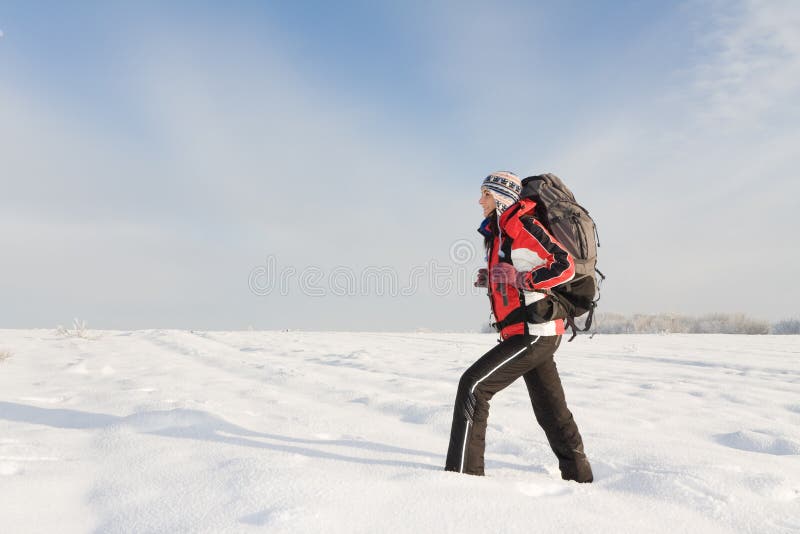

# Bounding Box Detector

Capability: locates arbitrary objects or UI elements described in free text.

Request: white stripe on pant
[459,336,540,473]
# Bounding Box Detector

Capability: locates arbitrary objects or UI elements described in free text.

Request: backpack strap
[564,267,605,341]
[490,306,527,332]
[565,302,595,342]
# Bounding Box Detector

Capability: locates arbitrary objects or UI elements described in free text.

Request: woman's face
[479,188,497,217]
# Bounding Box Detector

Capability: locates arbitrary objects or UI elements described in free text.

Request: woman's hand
[490,263,528,289]
[474,268,489,288]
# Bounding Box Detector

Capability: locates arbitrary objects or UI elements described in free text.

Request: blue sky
[2,1,799,330]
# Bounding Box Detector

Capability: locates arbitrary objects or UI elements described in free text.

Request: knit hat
[481,171,522,215]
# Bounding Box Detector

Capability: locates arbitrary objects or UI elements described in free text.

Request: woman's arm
[513,217,575,290]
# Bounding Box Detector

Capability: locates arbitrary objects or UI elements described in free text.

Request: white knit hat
[481,171,521,215]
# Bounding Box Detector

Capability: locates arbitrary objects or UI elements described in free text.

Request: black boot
[560,452,593,483]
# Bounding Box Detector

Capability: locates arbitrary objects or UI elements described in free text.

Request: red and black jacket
[479,198,576,339]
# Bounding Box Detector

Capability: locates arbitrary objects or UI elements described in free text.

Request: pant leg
[522,344,593,482]
[445,335,557,475]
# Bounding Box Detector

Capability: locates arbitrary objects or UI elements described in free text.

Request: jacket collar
[477,217,494,238]
[477,198,537,237]
[498,198,536,226]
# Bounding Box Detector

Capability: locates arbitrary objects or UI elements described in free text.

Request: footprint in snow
[741,473,800,501]
[397,404,446,424]
[239,507,297,526]
[604,467,729,509]
[713,430,800,456]
[489,441,526,456]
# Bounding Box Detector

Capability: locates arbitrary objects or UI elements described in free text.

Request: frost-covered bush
[592,313,635,334]
[592,313,770,335]
[690,313,770,334]
[772,318,800,335]
[56,318,91,339]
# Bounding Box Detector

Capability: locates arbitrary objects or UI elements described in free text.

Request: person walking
[444,171,593,482]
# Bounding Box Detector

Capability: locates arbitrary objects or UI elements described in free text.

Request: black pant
[445,334,591,480]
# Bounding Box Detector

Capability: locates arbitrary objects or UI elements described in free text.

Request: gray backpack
[520,174,604,339]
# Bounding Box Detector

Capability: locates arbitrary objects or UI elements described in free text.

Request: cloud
[545,0,800,319]
[691,0,800,126]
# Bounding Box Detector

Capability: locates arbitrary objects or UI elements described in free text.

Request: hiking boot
[560,456,593,483]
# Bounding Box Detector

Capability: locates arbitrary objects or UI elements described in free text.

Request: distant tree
[727,313,770,335]
[772,318,800,335]
[591,312,770,335]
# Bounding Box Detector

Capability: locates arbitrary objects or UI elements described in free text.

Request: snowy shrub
[772,318,800,335]
[591,312,635,334]
[688,313,769,334]
[56,318,92,339]
[592,313,770,335]
[727,314,770,335]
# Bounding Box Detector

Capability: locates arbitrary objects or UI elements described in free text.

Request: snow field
[0,330,798,533]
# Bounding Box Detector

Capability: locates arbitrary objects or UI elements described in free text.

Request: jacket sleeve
[514,217,575,290]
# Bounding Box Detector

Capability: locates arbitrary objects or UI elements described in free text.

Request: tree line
[589,313,800,335]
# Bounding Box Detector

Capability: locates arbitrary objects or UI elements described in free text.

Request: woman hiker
[444,171,593,482]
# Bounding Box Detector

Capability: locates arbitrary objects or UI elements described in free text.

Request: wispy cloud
[514,0,800,319]
[692,0,800,125]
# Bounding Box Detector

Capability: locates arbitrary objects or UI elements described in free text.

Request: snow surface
[0,330,798,533]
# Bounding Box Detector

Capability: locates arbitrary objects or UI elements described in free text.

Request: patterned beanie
[481,171,522,215]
